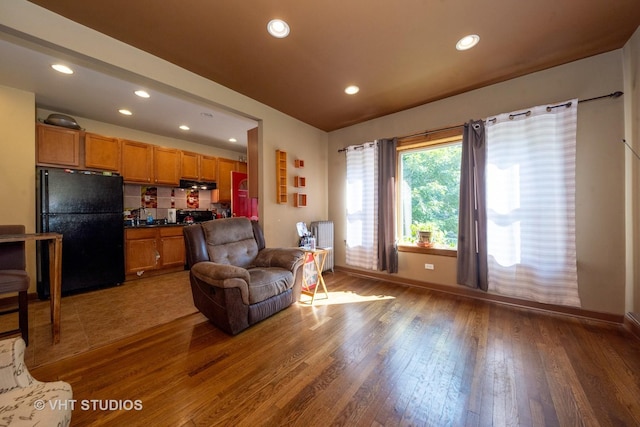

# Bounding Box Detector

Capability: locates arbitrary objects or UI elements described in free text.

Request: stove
[176,210,214,224]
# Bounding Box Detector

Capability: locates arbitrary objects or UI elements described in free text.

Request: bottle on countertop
[146,214,154,225]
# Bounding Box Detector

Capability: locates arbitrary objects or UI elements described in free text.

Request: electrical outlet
[424,263,434,270]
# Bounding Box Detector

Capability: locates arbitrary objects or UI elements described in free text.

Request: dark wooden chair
[0,225,29,345]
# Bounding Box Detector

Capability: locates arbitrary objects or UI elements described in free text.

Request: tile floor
[0,270,198,368]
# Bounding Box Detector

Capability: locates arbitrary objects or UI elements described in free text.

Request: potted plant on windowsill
[412,222,437,248]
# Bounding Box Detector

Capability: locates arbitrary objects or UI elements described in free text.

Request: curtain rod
[487,91,624,123]
[337,141,377,153]
[337,91,623,152]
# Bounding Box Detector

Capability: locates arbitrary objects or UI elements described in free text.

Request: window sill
[397,244,457,258]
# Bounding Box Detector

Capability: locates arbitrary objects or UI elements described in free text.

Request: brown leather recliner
[183,217,304,335]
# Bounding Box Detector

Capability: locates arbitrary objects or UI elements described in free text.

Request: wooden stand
[300,248,329,304]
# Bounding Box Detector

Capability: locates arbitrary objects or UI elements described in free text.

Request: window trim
[396,128,463,256]
[397,244,458,257]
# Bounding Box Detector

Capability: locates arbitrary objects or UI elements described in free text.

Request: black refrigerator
[37,168,125,298]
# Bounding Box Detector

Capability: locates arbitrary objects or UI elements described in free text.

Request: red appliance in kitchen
[231,171,258,218]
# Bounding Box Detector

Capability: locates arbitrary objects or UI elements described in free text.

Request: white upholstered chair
[0,337,73,426]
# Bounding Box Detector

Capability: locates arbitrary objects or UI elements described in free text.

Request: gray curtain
[457,120,487,290]
[378,138,398,273]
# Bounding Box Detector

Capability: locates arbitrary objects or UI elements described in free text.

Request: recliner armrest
[190,261,250,305]
[253,248,304,271]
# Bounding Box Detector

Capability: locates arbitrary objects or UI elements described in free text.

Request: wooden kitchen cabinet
[182,152,218,182]
[36,122,80,167]
[200,155,217,181]
[216,157,237,202]
[181,151,200,180]
[122,139,153,183]
[85,132,121,171]
[122,141,180,185]
[125,226,185,277]
[125,228,159,274]
[153,146,181,186]
[159,227,185,268]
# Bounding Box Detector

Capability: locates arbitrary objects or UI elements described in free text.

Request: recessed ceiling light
[456,34,480,51]
[179,125,190,131]
[345,85,360,95]
[51,64,73,74]
[229,138,237,143]
[118,109,132,116]
[134,90,150,98]
[267,19,290,38]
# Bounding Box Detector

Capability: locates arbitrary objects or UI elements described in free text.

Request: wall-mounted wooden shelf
[295,159,305,168]
[294,176,306,188]
[276,150,288,204]
[294,193,307,207]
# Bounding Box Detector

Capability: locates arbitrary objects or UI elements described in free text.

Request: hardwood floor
[32,272,640,426]
[0,271,197,367]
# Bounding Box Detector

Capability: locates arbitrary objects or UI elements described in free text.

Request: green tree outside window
[399,142,461,248]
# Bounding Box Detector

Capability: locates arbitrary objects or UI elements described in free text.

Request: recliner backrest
[201,218,259,268]
[183,224,208,268]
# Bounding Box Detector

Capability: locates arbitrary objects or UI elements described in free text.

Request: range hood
[179,179,217,190]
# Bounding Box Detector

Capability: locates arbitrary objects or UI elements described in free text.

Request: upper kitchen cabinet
[216,157,237,202]
[181,152,217,182]
[200,155,217,182]
[180,151,200,180]
[121,139,153,183]
[153,147,181,186]
[214,157,247,202]
[36,123,80,167]
[121,141,179,185]
[85,132,121,172]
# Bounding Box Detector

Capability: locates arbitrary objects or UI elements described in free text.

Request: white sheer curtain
[345,143,378,270]
[485,100,581,307]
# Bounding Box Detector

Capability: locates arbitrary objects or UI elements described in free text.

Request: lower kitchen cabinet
[125,226,185,277]
[159,227,185,269]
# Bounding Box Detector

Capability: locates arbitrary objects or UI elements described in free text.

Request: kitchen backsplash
[124,184,219,220]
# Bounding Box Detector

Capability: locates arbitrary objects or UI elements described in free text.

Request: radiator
[310,220,334,272]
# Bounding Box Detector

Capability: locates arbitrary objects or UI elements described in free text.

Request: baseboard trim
[335,266,624,325]
[623,312,640,341]
[0,293,39,311]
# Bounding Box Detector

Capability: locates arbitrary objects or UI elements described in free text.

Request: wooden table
[0,233,63,343]
[300,248,329,305]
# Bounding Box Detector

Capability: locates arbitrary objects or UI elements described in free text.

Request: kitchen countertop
[124,223,189,229]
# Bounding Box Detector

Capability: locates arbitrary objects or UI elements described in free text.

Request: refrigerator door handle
[41,169,50,215]
[41,213,57,232]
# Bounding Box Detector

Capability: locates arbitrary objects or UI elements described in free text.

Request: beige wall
[0,85,36,290]
[623,26,640,313]
[328,51,628,315]
[0,1,329,252]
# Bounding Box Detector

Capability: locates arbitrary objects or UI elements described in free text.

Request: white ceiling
[0,31,257,153]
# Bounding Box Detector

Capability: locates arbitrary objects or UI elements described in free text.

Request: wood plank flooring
[32,272,640,426]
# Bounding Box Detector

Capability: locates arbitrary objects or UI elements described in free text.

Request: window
[397,131,462,251]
